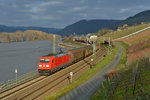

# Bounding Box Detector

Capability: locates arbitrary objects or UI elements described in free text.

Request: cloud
[119,8,130,13]
[1,0,150,28]
[29,7,46,13]
[24,1,64,14]
[39,1,64,7]
[71,6,88,12]
[78,13,88,17]
[57,10,67,14]
[80,0,85,4]
[31,15,59,21]
[12,3,17,8]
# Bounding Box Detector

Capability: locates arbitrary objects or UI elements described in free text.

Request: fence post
[102,82,108,99]
[149,56,150,66]
[70,72,73,83]
[139,68,144,93]
[132,63,138,95]
[15,69,18,85]
[53,35,56,55]
[91,59,93,68]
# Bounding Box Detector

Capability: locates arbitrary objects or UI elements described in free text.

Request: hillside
[0,25,61,34]
[119,29,150,64]
[58,10,150,36]
[57,19,121,36]
[102,23,150,40]
[90,58,150,100]
[118,10,150,26]
[0,30,61,43]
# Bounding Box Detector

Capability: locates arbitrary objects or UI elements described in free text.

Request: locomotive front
[38,56,54,75]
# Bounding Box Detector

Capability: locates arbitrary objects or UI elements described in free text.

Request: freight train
[38,45,94,75]
[75,38,92,44]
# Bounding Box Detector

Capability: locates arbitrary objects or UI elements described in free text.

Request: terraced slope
[103,24,150,40]
[119,29,150,63]
[90,58,150,100]
[121,29,150,45]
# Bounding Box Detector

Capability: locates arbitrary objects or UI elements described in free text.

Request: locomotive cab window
[40,59,50,63]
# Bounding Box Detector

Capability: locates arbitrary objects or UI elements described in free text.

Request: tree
[97,29,113,36]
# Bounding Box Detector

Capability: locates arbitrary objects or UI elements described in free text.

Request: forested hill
[0,25,61,34]
[57,10,150,36]
[57,19,121,36]
[117,10,150,26]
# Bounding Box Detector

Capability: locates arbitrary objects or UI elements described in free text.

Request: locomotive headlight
[46,65,49,67]
[39,65,42,67]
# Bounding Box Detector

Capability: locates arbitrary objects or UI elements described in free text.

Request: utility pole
[90,35,98,66]
[53,35,56,55]
[109,37,111,46]
[15,69,18,85]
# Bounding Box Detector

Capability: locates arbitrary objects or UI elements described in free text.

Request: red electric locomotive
[38,52,72,75]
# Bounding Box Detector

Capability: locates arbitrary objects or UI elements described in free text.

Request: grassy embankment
[101,23,150,40]
[44,44,120,100]
[115,41,128,70]
[90,57,150,100]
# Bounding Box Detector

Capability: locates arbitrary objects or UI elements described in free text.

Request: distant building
[123,24,128,29]
[141,22,145,25]
[117,28,121,31]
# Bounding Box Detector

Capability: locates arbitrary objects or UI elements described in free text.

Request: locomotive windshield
[40,59,50,63]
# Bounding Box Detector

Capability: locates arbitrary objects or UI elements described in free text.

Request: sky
[0,0,150,28]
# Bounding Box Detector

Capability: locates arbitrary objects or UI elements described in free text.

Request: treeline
[0,30,61,43]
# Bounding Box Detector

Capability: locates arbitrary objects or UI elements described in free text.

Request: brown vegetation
[119,29,150,64]
[128,47,150,64]
[121,29,150,45]
[107,70,118,79]
[127,39,150,53]
[0,30,61,43]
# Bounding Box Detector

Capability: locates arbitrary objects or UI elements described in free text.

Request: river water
[0,40,66,82]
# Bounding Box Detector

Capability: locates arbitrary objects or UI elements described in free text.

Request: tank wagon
[38,45,96,75]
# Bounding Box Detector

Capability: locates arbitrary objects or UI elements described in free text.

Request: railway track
[0,76,47,99]
[0,47,107,100]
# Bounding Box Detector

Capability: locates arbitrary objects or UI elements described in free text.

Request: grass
[90,57,150,100]
[115,41,129,69]
[102,23,150,40]
[44,44,120,100]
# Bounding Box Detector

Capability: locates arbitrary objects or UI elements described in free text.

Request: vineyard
[103,23,150,40]
[115,29,150,63]
[121,29,150,45]
[90,58,150,100]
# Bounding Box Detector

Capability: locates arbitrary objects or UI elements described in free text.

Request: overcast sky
[0,0,150,28]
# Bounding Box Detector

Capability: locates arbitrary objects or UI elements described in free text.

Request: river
[0,40,66,82]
